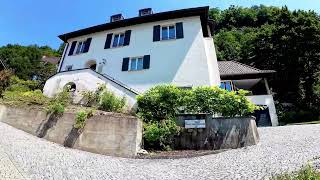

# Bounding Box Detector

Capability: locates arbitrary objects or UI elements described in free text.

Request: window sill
[127,69,148,73]
[156,38,179,42]
[70,52,87,56]
[109,45,128,49]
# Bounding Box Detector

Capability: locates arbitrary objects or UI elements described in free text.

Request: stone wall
[0,105,142,157]
[175,114,259,150]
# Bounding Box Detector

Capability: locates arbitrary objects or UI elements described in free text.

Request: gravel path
[0,122,320,180]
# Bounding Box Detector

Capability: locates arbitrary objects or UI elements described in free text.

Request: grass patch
[271,165,320,180]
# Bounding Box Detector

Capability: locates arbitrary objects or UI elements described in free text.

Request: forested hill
[210,5,320,122]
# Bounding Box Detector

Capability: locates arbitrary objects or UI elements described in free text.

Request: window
[161,25,176,40]
[129,57,144,71]
[75,40,86,55]
[220,81,233,91]
[112,33,125,47]
[65,65,73,71]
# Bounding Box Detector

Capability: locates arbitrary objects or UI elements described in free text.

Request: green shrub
[80,90,100,107]
[46,88,72,115]
[8,76,39,91]
[143,118,180,150]
[2,89,49,105]
[137,85,258,121]
[50,87,72,106]
[74,109,94,129]
[137,85,185,122]
[98,90,126,112]
[46,102,65,115]
[0,75,47,106]
[186,86,223,114]
[271,164,320,180]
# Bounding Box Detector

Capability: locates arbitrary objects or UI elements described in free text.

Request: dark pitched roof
[218,61,275,80]
[58,6,212,42]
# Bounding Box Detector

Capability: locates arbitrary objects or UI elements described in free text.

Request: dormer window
[161,25,176,40]
[139,8,153,16]
[112,33,125,48]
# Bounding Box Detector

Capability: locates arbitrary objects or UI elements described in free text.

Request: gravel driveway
[0,122,320,180]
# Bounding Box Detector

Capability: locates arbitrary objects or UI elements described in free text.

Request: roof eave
[220,71,276,80]
[58,6,210,42]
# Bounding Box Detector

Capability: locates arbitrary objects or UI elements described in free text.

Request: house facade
[43,6,278,126]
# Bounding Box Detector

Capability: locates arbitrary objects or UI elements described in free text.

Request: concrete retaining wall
[175,114,259,150]
[0,105,142,157]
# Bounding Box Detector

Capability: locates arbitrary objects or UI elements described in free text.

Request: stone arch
[64,82,76,92]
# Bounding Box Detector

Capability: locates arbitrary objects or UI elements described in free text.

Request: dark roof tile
[218,61,275,80]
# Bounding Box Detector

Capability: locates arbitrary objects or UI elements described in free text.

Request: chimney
[139,8,153,17]
[110,14,124,22]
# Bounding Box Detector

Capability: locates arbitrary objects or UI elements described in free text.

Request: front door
[254,106,272,127]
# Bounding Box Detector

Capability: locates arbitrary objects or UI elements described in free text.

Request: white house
[44,6,278,126]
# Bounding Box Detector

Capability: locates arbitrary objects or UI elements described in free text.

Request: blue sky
[1,0,319,49]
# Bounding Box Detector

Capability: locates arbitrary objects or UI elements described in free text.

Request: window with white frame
[112,33,125,47]
[161,25,176,40]
[220,81,234,91]
[129,57,144,71]
[75,40,86,54]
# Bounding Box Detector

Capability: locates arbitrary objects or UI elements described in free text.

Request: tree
[210,5,320,121]
[0,44,60,85]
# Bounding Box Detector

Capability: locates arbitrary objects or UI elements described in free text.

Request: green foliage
[46,102,65,115]
[7,76,39,92]
[137,85,258,121]
[74,109,94,129]
[136,85,185,122]
[187,87,258,117]
[210,5,320,122]
[2,89,49,106]
[138,85,258,150]
[271,164,320,180]
[1,76,48,106]
[98,90,126,112]
[46,88,72,115]
[79,84,127,113]
[0,44,60,85]
[143,118,180,150]
[80,90,100,107]
[0,69,13,96]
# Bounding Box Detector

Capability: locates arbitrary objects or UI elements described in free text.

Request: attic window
[139,8,153,16]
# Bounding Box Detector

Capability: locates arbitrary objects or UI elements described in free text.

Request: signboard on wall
[185,119,206,129]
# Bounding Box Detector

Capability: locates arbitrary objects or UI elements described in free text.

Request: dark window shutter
[122,57,130,71]
[143,55,150,69]
[153,25,160,42]
[68,41,77,56]
[83,38,92,53]
[104,33,113,49]
[123,30,131,46]
[176,22,184,39]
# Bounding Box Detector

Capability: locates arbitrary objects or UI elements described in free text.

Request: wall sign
[185,119,206,129]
